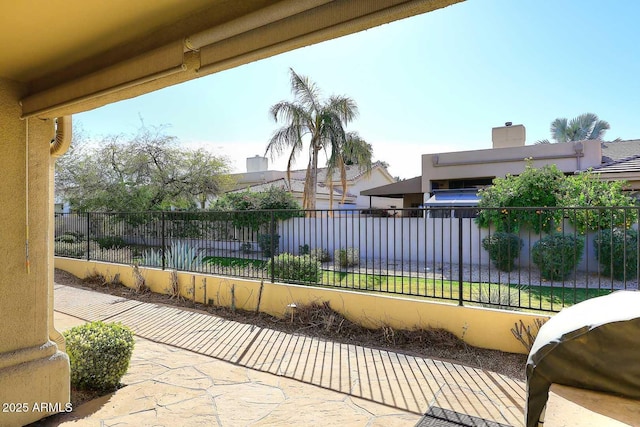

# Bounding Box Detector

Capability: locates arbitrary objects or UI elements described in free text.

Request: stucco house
[229,156,398,210]
[363,123,640,212]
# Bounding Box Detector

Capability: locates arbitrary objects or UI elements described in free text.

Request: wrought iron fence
[54,206,640,312]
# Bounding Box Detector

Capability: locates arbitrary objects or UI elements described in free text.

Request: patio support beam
[0,78,70,426]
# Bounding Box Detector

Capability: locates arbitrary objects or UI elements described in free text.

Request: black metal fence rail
[54,206,640,312]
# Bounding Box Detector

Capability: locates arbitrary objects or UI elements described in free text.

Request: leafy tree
[265,68,360,211]
[561,171,637,233]
[325,131,373,208]
[476,163,565,233]
[536,113,611,144]
[55,124,232,212]
[212,186,301,231]
[477,162,637,234]
[183,149,234,209]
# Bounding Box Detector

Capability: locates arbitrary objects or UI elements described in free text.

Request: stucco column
[0,78,70,426]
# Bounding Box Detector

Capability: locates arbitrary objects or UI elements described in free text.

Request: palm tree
[536,113,611,144]
[265,68,358,211]
[325,131,373,209]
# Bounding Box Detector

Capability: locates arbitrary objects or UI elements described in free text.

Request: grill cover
[525,290,640,427]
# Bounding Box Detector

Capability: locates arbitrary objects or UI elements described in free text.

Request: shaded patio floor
[37,284,634,426]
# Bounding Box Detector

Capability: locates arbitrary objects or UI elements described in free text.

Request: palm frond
[327,95,359,124]
[265,124,305,160]
[589,119,611,140]
[550,118,568,143]
[289,68,321,113]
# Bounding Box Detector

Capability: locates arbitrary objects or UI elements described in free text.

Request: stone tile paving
[50,284,526,426]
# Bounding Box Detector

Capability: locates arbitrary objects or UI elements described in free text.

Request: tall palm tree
[325,131,373,209]
[536,113,611,144]
[265,68,358,211]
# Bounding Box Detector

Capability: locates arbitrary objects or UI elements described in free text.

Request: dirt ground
[54,269,528,381]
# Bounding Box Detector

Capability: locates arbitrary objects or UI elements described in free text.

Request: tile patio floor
[33,284,635,427]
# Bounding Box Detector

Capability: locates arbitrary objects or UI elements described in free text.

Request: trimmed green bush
[334,247,359,268]
[64,321,135,391]
[309,248,331,262]
[55,232,84,243]
[532,234,585,280]
[594,228,639,280]
[268,253,322,283]
[94,236,127,249]
[54,241,86,257]
[481,232,523,272]
[258,233,280,257]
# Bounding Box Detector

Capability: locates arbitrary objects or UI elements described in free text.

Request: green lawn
[199,255,612,312]
[318,270,611,312]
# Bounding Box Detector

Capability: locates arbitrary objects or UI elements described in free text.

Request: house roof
[231,178,357,200]
[288,161,394,183]
[591,154,640,175]
[601,139,640,163]
[360,176,422,198]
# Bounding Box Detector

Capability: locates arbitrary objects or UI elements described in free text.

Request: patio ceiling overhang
[1,0,463,119]
[361,176,423,198]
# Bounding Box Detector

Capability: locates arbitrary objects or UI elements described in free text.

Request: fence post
[86,212,91,261]
[161,211,166,270]
[458,216,463,306]
[270,210,275,283]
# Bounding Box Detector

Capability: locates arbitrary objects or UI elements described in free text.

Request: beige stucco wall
[421,140,603,192]
[0,79,69,426]
[55,258,550,355]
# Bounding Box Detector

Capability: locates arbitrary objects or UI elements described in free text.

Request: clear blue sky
[75,0,640,179]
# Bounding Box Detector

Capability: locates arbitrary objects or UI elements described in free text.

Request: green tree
[55,124,232,211]
[536,113,611,144]
[476,163,637,234]
[476,163,565,233]
[212,186,301,231]
[265,68,359,211]
[325,131,373,208]
[184,149,234,209]
[561,171,637,233]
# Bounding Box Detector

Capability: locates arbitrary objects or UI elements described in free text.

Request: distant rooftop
[601,139,640,163]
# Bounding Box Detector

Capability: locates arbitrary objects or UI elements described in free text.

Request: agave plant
[142,240,204,271]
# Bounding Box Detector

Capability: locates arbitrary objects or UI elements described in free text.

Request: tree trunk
[304,147,320,216]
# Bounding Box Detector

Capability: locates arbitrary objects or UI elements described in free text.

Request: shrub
[55,241,86,257]
[142,241,203,271]
[309,248,331,262]
[55,240,103,258]
[476,163,565,233]
[481,232,523,272]
[240,242,254,254]
[94,236,127,249]
[55,231,84,243]
[258,233,280,257]
[562,172,637,233]
[64,321,134,391]
[594,228,639,280]
[268,253,322,283]
[298,244,310,256]
[334,247,359,268]
[532,233,584,280]
[474,283,525,310]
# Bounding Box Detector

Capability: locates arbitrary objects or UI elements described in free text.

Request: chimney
[246,155,268,173]
[492,123,526,148]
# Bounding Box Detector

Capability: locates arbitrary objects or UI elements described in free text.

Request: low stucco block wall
[55,257,549,355]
